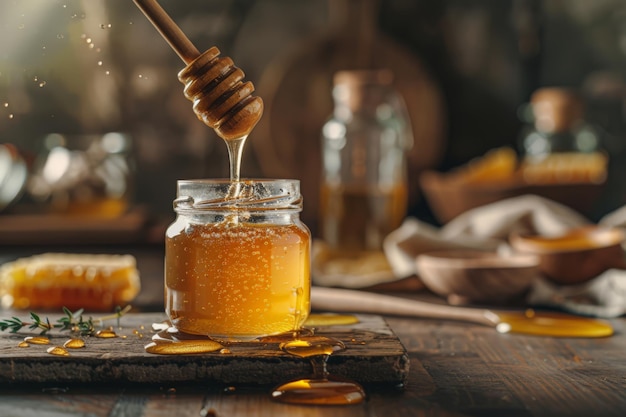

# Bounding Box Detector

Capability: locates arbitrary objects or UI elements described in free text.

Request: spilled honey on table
[144,314,366,406]
[494,309,614,338]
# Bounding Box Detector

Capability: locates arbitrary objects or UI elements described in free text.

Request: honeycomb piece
[0,253,140,311]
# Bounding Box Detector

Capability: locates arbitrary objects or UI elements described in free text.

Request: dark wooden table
[1,246,625,417]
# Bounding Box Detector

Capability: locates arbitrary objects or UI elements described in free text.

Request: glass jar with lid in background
[519,87,606,184]
[165,179,311,341]
[317,69,413,281]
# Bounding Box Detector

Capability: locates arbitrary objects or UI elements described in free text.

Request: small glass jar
[320,69,411,255]
[519,87,606,184]
[165,179,311,341]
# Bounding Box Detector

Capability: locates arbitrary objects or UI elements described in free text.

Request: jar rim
[174,178,303,212]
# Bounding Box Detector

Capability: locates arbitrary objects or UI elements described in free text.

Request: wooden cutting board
[0,313,408,387]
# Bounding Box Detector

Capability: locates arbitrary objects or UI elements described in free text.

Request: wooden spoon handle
[311,286,497,327]
[133,0,200,64]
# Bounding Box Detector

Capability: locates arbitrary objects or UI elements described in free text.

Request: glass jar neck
[331,69,396,119]
[173,179,303,214]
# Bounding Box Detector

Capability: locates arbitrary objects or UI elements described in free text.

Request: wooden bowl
[420,170,605,224]
[510,226,626,285]
[415,250,539,305]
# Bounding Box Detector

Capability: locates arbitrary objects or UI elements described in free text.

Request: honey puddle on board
[144,314,366,405]
[271,335,366,405]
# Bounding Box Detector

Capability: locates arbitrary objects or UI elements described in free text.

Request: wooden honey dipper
[133,0,263,141]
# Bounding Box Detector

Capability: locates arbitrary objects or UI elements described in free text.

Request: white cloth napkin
[383,195,626,318]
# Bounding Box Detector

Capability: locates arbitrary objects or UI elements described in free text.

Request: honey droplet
[280,336,345,359]
[220,348,231,354]
[24,336,50,345]
[17,341,29,348]
[304,314,360,327]
[47,346,70,356]
[95,329,117,338]
[144,339,223,355]
[63,338,85,349]
[271,378,366,405]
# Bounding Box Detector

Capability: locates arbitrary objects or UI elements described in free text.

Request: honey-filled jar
[165,179,311,341]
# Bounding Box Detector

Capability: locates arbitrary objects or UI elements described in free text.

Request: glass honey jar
[165,179,311,341]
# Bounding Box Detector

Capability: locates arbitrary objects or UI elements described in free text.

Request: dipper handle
[133,0,200,64]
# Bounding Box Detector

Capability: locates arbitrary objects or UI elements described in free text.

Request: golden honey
[165,179,311,340]
[319,183,407,254]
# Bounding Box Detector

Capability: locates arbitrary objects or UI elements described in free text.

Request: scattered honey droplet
[3,102,8,108]
[8,114,14,119]
[144,339,223,355]
[63,338,85,349]
[219,348,231,354]
[47,346,70,356]
[304,314,360,327]
[17,341,29,348]
[24,336,50,345]
[95,329,117,338]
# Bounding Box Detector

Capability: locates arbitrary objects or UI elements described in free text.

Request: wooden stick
[310,286,497,327]
[133,0,200,64]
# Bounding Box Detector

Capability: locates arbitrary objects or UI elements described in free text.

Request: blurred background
[1,0,625,245]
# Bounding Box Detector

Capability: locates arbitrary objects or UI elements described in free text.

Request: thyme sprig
[0,305,131,336]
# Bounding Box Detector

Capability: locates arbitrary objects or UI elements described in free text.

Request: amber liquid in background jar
[319,183,407,253]
[165,179,311,340]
